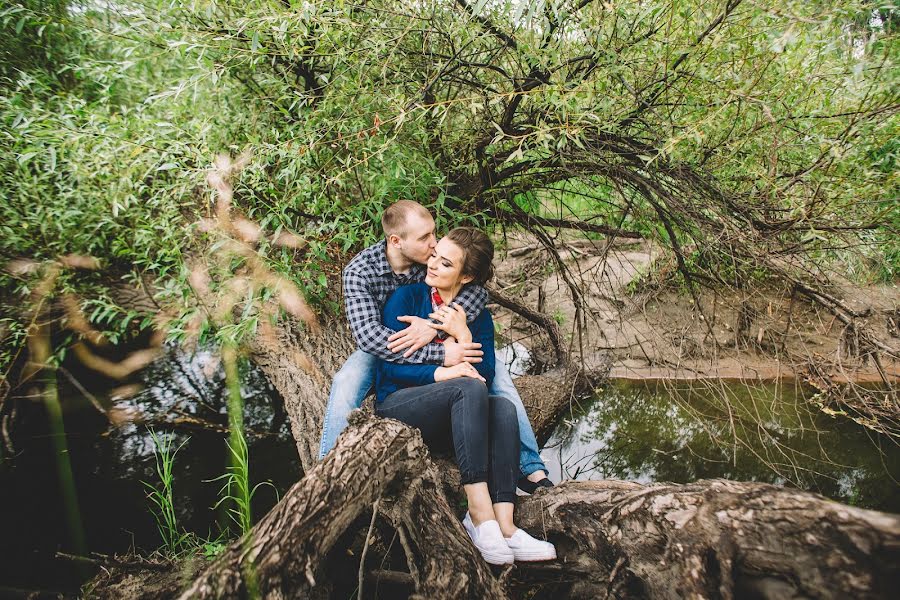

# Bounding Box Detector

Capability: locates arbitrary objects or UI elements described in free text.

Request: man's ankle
[526,470,548,483]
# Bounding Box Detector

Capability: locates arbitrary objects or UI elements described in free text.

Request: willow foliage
[0,1,897,358]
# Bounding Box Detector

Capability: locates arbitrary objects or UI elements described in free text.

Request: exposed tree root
[86,416,900,600]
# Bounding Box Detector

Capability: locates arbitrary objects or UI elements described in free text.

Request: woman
[374,227,556,565]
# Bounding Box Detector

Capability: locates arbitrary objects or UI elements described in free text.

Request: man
[319,200,552,492]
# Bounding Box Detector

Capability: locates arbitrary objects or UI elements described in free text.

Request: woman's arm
[382,285,490,385]
[429,303,471,343]
[427,305,495,385]
[468,311,496,387]
[381,361,439,386]
[381,285,440,385]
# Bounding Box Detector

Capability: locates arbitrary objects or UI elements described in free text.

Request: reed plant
[143,428,191,558]
[212,347,276,537]
[212,432,257,536]
[211,345,265,598]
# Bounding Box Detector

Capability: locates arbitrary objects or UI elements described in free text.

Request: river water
[542,379,900,512]
[0,346,897,595]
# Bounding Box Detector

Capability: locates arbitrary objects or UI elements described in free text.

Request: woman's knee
[450,377,489,403]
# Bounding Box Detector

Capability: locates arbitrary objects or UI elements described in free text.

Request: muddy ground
[490,232,899,384]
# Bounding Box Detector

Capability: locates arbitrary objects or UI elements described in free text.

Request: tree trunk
[513,480,900,599]
[248,312,355,471]
[246,314,606,473]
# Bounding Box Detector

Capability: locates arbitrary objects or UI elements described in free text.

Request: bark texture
[248,312,355,471]
[514,480,900,599]
[102,416,506,600]
[87,417,900,600]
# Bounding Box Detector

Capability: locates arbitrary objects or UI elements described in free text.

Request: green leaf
[17,151,38,165]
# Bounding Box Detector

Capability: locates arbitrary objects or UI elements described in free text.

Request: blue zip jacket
[375,282,496,402]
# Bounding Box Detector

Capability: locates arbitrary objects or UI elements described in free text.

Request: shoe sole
[480,549,515,565]
[511,549,557,561]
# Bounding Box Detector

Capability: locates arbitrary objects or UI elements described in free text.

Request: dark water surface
[543,380,900,512]
[0,347,301,595]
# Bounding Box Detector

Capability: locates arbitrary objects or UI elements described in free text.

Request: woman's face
[426,237,471,290]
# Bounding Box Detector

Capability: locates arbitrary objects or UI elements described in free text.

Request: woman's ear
[459,274,474,285]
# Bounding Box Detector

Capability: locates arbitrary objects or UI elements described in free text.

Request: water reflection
[543,380,900,512]
[0,345,300,593]
[104,346,291,478]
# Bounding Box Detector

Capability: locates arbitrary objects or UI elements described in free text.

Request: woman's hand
[434,362,485,383]
[430,303,470,342]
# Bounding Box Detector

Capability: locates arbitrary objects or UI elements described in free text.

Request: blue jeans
[317,349,547,477]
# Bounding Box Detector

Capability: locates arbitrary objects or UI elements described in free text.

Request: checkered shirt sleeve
[452,284,489,324]
[343,264,445,364]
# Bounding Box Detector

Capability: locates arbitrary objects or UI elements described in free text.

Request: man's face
[396,212,437,264]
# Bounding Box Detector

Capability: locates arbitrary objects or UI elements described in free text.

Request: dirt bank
[491,232,899,385]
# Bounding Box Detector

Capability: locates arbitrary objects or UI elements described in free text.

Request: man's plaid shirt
[343,239,488,365]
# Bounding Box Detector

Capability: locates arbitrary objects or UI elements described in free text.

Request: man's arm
[452,284,488,323]
[388,283,489,357]
[344,267,445,364]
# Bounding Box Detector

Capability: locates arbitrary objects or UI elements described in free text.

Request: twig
[487,284,567,365]
[57,366,107,416]
[358,497,381,600]
[366,569,414,586]
[395,524,421,584]
[55,551,170,571]
[603,556,627,600]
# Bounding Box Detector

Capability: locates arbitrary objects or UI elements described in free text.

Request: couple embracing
[318,200,556,565]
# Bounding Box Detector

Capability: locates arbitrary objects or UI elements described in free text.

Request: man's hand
[435,362,485,383]
[387,315,437,357]
[443,339,483,366]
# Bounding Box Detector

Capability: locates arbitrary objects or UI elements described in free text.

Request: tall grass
[143,428,190,558]
[212,434,260,535]
[216,346,253,534]
[43,368,87,557]
[213,347,277,533]
[214,345,261,597]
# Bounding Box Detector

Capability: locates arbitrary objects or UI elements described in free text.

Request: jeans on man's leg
[318,349,377,460]
[489,356,547,477]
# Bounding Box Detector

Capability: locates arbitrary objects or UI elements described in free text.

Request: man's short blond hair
[381,200,431,238]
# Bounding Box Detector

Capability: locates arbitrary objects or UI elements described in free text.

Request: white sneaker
[504,529,557,562]
[462,513,515,565]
